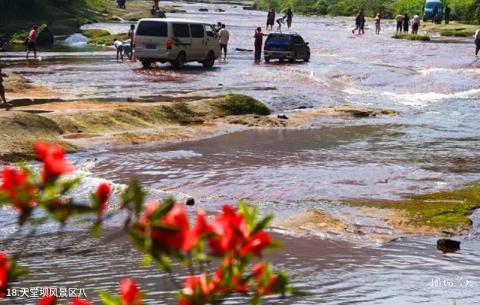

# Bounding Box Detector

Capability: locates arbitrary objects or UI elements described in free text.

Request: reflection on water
[1,1,480,304]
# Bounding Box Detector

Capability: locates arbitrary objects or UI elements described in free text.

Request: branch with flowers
[0,143,302,305]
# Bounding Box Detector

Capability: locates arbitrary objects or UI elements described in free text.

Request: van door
[190,24,206,60]
[135,20,168,59]
[204,24,220,59]
[172,23,192,60]
[292,35,306,58]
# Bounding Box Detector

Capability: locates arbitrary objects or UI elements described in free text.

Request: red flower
[38,295,56,305]
[95,183,111,215]
[119,278,142,305]
[208,205,250,255]
[251,262,266,280]
[182,274,216,297]
[0,167,37,211]
[0,252,10,297]
[34,142,74,182]
[138,203,209,252]
[71,299,92,305]
[240,231,272,257]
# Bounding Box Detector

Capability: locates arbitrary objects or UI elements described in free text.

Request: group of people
[266,8,294,32]
[113,24,136,62]
[395,14,421,34]
[150,0,166,18]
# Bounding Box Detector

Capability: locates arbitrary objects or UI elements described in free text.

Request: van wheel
[141,60,152,69]
[304,52,310,62]
[172,52,186,69]
[289,54,296,63]
[203,51,215,69]
[264,57,270,63]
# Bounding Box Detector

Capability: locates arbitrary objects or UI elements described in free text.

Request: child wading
[0,66,13,110]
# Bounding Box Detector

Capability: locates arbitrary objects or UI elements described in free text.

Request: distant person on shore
[412,14,420,34]
[153,0,159,10]
[403,14,410,33]
[475,28,480,57]
[253,27,265,63]
[267,9,275,30]
[0,66,12,110]
[284,8,293,29]
[395,14,404,33]
[128,24,135,61]
[352,10,364,35]
[113,38,124,62]
[375,13,381,35]
[26,25,38,59]
[117,0,126,9]
[444,4,451,24]
[218,24,230,61]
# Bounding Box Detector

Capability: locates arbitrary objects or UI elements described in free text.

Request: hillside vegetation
[254,0,480,21]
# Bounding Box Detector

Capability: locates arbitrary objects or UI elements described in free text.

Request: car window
[190,24,205,38]
[173,23,190,38]
[293,36,305,44]
[136,21,168,37]
[205,25,216,38]
[266,35,291,47]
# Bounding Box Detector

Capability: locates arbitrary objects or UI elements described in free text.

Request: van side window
[205,25,215,38]
[190,24,205,38]
[173,23,190,38]
[137,21,168,37]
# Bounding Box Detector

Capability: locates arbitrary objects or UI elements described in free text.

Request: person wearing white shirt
[412,14,420,35]
[218,24,230,61]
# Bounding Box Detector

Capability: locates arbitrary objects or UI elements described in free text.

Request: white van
[134,18,221,69]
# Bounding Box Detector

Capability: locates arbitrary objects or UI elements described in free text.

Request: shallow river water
[1,1,480,304]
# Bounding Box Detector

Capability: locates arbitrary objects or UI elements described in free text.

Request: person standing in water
[128,24,135,61]
[475,28,480,57]
[26,25,38,59]
[403,14,410,33]
[267,9,275,30]
[253,27,265,63]
[113,38,124,62]
[0,66,12,110]
[218,24,230,61]
[412,14,420,34]
[395,14,404,33]
[375,13,381,35]
[285,8,293,29]
[352,10,364,35]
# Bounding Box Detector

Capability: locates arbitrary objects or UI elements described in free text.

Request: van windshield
[137,21,168,37]
[426,2,441,9]
[266,36,291,47]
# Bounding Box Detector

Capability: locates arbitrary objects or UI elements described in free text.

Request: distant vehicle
[423,0,444,22]
[135,18,221,69]
[263,33,310,63]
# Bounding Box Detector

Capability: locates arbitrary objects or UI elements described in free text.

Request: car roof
[267,33,301,38]
[138,18,211,25]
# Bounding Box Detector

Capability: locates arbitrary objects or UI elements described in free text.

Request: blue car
[423,0,444,22]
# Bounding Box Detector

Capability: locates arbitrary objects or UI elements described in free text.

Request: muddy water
[2,0,480,304]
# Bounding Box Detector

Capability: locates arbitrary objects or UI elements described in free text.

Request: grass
[81,29,128,45]
[344,182,480,232]
[421,22,478,37]
[210,94,271,116]
[393,33,431,41]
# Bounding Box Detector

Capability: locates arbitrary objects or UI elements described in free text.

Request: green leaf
[150,197,174,220]
[98,290,122,305]
[141,255,153,267]
[156,255,172,272]
[251,215,273,235]
[90,222,102,237]
[121,180,146,216]
[239,201,257,231]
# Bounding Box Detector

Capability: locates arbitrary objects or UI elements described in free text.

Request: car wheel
[141,60,152,69]
[172,52,186,69]
[289,53,296,63]
[202,51,215,69]
[304,52,310,62]
[265,57,270,63]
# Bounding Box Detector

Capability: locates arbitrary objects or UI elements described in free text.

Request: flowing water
[1,1,480,304]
